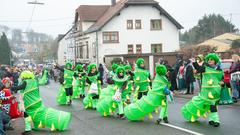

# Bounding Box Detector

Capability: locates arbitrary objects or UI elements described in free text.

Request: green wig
[124,64,132,71]
[65,62,72,69]
[205,53,221,64]
[111,64,118,71]
[136,58,145,67]
[116,66,125,75]
[75,64,83,70]
[155,64,167,76]
[20,70,35,79]
[87,64,97,73]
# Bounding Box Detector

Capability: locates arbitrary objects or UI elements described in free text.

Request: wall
[97,5,180,63]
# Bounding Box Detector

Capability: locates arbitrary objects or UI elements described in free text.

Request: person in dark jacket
[184,59,195,94]
[98,63,104,85]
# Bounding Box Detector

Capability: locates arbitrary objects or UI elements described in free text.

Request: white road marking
[160,123,204,135]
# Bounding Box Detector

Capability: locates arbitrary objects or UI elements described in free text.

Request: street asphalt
[7,80,240,135]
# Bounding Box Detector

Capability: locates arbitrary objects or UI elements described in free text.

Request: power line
[0,17,74,22]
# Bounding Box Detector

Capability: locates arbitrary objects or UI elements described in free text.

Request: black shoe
[213,122,220,127]
[22,131,31,135]
[155,119,161,125]
[118,114,125,119]
[209,121,214,125]
[163,117,169,123]
[233,98,238,103]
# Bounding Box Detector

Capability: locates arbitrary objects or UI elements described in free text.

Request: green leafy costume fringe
[38,69,48,85]
[124,65,169,121]
[22,79,71,131]
[83,74,101,109]
[181,66,223,122]
[96,73,129,116]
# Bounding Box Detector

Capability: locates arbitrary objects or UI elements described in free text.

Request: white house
[57,29,75,65]
[72,0,183,66]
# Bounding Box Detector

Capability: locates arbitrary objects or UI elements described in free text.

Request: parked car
[221,59,233,86]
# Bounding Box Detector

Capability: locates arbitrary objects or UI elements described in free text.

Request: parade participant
[38,68,49,86]
[181,53,224,127]
[55,62,74,105]
[194,54,204,91]
[133,58,151,101]
[83,64,101,109]
[124,64,171,122]
[73,64,86,99]
[12,71,71,134]
[96,66,128,118]
[124,64,134,102]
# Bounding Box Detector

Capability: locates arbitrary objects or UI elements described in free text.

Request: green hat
[20,70,35,79]
[124,64,132,71]
[136,58,145,67]
[87,64,97,73]
[205,53,220,64]
[65,61,72,68]
[76,64,83,70]
[111,64,118,71]
[116,66,125,75]
[155,64,167,75]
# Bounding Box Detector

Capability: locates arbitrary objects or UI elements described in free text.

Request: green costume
[181,53,223,127]
[124,64,134,102]
[20,71,71,131]
[96,66,129,117]
[38,69,49,85]
[73,64,86,98]
[124,64,170,121]
[133,58,151,101]
[56,85,67,105]
[83,64,101,109]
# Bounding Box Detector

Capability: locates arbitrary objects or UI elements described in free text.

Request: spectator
[177,61,185,93]
[184,59,195,94]
[230,54,240,103]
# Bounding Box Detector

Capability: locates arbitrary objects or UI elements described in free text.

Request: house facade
[57,29,75,66]
[72,0,183,65]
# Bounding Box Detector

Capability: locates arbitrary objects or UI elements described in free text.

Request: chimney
[111,0,116,6]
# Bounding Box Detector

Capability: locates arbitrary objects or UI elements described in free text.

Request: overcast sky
[0,0,240,37]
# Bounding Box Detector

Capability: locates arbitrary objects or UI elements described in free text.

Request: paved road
[7,80,240,135]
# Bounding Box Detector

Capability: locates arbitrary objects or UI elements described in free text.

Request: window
[102,32,119,43]
[127,20,133,29]
[128,44,133,54]
[151,19,162,30]
[135,20,141,29]
[136,44,142,53]
[151,44,162,53]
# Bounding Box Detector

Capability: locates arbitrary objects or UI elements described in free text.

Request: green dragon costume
[133,58,151,101]
[181,53,224,127]
[19,71,71,132]
[56,62,74,105]
[124,64,170,121]
[73,64,86,99]
[83,64,101,109]
[124,64,134,102]
[96,66,129,117]
[38,69,49,85]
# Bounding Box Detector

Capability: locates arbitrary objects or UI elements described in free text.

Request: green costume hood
[76,64,83,71]
[20,71,35,79]
[136,58,145,68]
[87,64,97,74]
[205,53,220,64]
[155,64,167,76]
